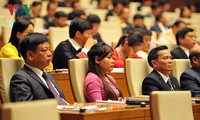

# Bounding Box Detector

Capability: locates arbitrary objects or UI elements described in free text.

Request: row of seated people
[0,31,199,105]
[0,14,197,97]
[0,16,195,69]
[2,0,199,40]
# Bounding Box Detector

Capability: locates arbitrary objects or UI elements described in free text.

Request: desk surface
[59,103,200,120]
[50,71,130,104]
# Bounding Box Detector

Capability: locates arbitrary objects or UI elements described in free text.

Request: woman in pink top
[84,42,123,102]
[113,32,144,68]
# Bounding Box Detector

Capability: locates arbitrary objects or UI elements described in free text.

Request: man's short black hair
[173,20,186,27]
[54,11,67,18]
[176,27,194,45]
[71,0,80,8]
[133,14,144,20]
[69,18,93,38]
[19,33,49,60]
[87,14,101,24]
[32,1,41,7]
[148,45,168,67]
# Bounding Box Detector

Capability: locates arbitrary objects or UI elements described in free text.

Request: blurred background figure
[132,28,152,59]
[68,0,82,20]
[74,10,87,19]
[54,11,68,27]
[97,0,111,9]
[105,0,124,21]
[43,1,57,29]
[29,1,42,18]
[151,11,169,33]
[120,7,132,34]
[131,14,146,29]
[157,20,187,45]
[180,5,191,18]
[171,28,196,59]
[158,0,171,12]
[87,14,103,43]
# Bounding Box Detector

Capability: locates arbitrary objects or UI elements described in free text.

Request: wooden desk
[50,71,130,104]
[59,104,200,120]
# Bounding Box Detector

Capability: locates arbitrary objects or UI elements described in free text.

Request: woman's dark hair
[87,42,123,100]
[115,32,144,48]
[9,17,34,57]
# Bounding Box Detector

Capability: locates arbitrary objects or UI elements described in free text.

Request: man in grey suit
[10,33,67,104]
[171,27,196,59]
[142,45,179,95]
[180,44,200,97]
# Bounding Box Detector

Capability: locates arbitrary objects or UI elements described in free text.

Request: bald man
[180,43,200,97]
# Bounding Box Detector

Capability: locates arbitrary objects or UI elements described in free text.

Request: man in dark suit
[150,11,169,33]
[105,0,124,21]
[52,18,97,69]
[43,1,57,29]
[10,33,68,105]
[142,45,179,95]
[180,44,200,97]
[171,27,196,59]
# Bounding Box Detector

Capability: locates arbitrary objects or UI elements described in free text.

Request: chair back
[1,99,60,120]
[125,59,152,96]
[48,27,69,51]
[0,58,24,103]
[150,91,194,120]
[68,59,88,103]
[172,59,191,85]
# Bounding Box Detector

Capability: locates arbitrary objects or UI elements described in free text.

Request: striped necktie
[42,72,68,105]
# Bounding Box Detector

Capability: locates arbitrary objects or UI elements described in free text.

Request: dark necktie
[42,72,68,105]
[77,48,82,53]
[167,79,174,91]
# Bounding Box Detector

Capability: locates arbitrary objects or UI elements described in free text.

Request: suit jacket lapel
[153,70,172,90]
[23,65,48,89]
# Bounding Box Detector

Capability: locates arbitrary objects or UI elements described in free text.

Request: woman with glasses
[113,32,144,68]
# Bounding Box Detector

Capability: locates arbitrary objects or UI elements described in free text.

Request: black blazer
[52,39,81,69]
[142,69,180,95]
[171,47,188,59]
[10,65,66,102]
[150,24,162,32]
[180,67,200,97]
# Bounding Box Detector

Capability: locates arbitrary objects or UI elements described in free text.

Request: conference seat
[156,43,178,51]
[90,9,107,21]
[150,91,194,120]
[68,59,88,103]
[125,59,152,96]
[1,99,60,120]
[99,21,122,46]
[172,59,191,85]
[48,27,69,51]
[0,58,24,103]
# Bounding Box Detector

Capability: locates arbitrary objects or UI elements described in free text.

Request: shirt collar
[180,45,190,57]
[157,22,168,32]
[68,38,82,51]
[157,71,170,83]
[25,64,44,77]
